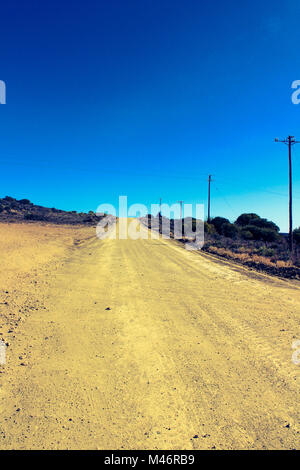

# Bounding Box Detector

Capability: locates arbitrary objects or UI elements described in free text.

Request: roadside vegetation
[143,212,300,279]
[202,213,300,279]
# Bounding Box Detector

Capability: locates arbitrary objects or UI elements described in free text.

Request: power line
[214,186,237,218]
[215,179,300,200]
[0,158,209,182]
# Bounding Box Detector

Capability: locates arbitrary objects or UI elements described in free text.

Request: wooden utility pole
[288,137,293,252]
[177,200,184,220]
[275,136,299,252]
[207,175,212,223]
[177,200,184,238]
[159,198,162,234]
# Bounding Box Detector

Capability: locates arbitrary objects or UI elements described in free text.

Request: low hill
[0,196,104,225]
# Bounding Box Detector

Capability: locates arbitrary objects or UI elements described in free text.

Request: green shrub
[18,199,31,205]
[222,222,239,238]
[241,229,253,240]
[235,213,279,241]
[235,213,260,226]
[249,217,279,232]
[243,224,279,242]
[256,246,275,257]
[204,222,216,234]
[294,228,300,245]
[210,217,230,234]
[259,229,279,242]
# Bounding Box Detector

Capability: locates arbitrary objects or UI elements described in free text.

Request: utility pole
[177,200,184,220]
[275,136,299,252]
[177,200,184,238]
[207,175,212,223]
[159,197,162,234]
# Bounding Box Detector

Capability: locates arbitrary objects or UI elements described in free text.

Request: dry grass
[207,245,294,269]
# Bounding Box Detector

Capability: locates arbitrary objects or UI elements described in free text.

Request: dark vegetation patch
[0,196,105,226]
[204,214,300,279]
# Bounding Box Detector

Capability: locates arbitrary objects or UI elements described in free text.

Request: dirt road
[0,221,299,449]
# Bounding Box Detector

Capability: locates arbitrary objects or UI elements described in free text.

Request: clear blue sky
[1,0,300,231]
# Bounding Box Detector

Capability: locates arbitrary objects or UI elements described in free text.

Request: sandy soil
[0,221,299,449]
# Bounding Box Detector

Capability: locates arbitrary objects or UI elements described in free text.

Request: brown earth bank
[0,221,300,450]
